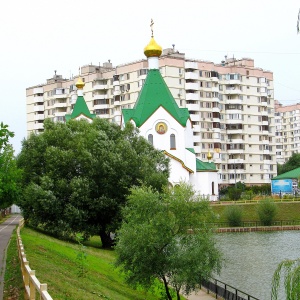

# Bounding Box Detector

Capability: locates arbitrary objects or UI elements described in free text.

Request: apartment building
[26,48,277,187]
[275,101,300,164]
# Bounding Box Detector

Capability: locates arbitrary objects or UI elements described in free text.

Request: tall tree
[17,118,169,248]
[0,123,20,210]
[277,153,300,175]
[115,183,222,300]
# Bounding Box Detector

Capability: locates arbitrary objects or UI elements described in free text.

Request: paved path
[0,214,22,299]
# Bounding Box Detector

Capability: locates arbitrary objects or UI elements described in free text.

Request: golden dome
[144,37,162,58]
[207,151,213,160]
[76,77,85,90]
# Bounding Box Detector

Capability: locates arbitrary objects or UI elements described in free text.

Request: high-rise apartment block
[26,48,277,187]
[275,101,300,164]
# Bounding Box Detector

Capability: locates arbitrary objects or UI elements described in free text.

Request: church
[68,24,219,201]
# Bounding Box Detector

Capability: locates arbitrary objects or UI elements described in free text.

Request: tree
[272,258,300,299]
[115,183,222,300]
[277,153,300,175]
[0,123,21,210]
[17,118,169,248]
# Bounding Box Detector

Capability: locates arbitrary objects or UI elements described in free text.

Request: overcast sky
[1,0,300,154]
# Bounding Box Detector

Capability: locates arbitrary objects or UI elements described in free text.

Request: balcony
[94,104,109,110]
[192,125,200,131]
[34,105,44,112]
[34,114,45,121]
[94,94,108,100]
[185,72,198,80]
[186,93,200,101]
[34,96,44,103]
[226,98,243,105]
[54,111,67,117]
[224,88,242,95]
[212,107,220,113]
[193,146,201,153]
[186,103,199,111]
[185,82,199,90]
[226,118,242,124]
[33,87,44,94]
[93,84,109,90]
[53,93,67,99]
[185,61,198,69]
[113,90,121,96]
[54,102,67,108]
[33,123,44,130]
[190,114,200,122]
[228,158,245,164]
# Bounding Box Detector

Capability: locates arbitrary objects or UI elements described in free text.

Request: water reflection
[214,231,300,300]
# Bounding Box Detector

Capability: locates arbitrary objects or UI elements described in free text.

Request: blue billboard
[271,179,293,194]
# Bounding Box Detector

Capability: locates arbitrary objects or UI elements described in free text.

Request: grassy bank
[18,227,177,300]
[211,201,300,223]
[3,230,24,300]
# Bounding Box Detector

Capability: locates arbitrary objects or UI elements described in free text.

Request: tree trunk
[99,229,114,249]
[176,289,181,300]
[162,276,173,300]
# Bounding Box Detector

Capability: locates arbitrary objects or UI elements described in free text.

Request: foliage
[277,153,300,175]
[228,186,242,201]
[0,146,22,210]
[115,183,222,300]
[271,258,300,300]
[17,119,169,248]
[224,205,243,227]
[0,122,14,151]
[257,199,278,226]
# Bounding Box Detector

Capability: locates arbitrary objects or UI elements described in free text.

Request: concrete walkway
[0,214,22,299]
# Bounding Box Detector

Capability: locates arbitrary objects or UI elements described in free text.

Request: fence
[17,219,53,300]
[212,220,300,228]
[201,278,260,300]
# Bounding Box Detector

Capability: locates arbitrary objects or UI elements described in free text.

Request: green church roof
[272,167,300,180]
[196,158,217,172]
[65,96,95,121]
[122,69,190,127]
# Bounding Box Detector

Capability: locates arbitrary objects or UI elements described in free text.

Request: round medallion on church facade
[156,122,167,134]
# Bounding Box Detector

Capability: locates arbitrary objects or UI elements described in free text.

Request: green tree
[224,205,243,227]
[277,153,300,175]
[115,183,222,300]
[17,118,169,248]
[257,199,278,226]
[0,123,21,210]
[272,258,300,299]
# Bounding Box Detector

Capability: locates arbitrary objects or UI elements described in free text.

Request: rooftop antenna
[172,44,175,50]
[54,70,57,76]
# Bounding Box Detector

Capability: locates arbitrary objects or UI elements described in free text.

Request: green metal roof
[65,96,95,121]
[186,148,195,154]
[272,167,300,180]
[122,69,190,127]
[196,158,217,172]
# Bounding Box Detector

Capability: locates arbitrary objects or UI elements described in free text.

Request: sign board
[271,179,293,194]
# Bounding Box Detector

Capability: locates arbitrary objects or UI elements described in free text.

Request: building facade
[26,47,277,187]
[275,101,300,164]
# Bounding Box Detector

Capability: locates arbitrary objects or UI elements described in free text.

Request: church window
[148,134,153,145]
[170,134,176,149]
[211,182,215,195]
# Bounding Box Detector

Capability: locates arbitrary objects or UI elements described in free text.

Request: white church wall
[169,159,190,186]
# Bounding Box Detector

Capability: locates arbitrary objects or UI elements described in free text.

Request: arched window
[170,134,176,149]
[211,182,215,195]
[148,134,153,145]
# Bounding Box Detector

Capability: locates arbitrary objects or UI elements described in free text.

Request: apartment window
[179,79,182,84]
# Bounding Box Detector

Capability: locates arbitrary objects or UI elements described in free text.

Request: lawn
[18,227,173,300]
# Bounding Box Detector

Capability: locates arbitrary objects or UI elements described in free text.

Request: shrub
[228,187,242,201]
[224,205,243,227]
[257,199,278,226]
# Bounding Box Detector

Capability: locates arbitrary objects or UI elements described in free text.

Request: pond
[214,230,300,300]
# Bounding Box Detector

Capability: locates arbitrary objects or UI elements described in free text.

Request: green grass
[3,229,24,300]
[19,227,171,300]
[211,201,300,223]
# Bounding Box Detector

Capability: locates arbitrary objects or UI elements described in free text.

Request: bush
[257,199,278,226]
[228,187,242,201]
[224,205,243,227]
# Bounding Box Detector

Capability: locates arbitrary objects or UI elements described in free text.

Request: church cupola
[144,19,162,70]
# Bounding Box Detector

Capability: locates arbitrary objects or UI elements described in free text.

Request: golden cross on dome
[150,19,154,37]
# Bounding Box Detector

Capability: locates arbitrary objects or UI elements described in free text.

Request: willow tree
[272,258,300,299]
[115,183,222,300]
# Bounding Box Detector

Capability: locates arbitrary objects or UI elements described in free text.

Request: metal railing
[212,220,300,228]
[17,219,53,300]
[201,278,260,300]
